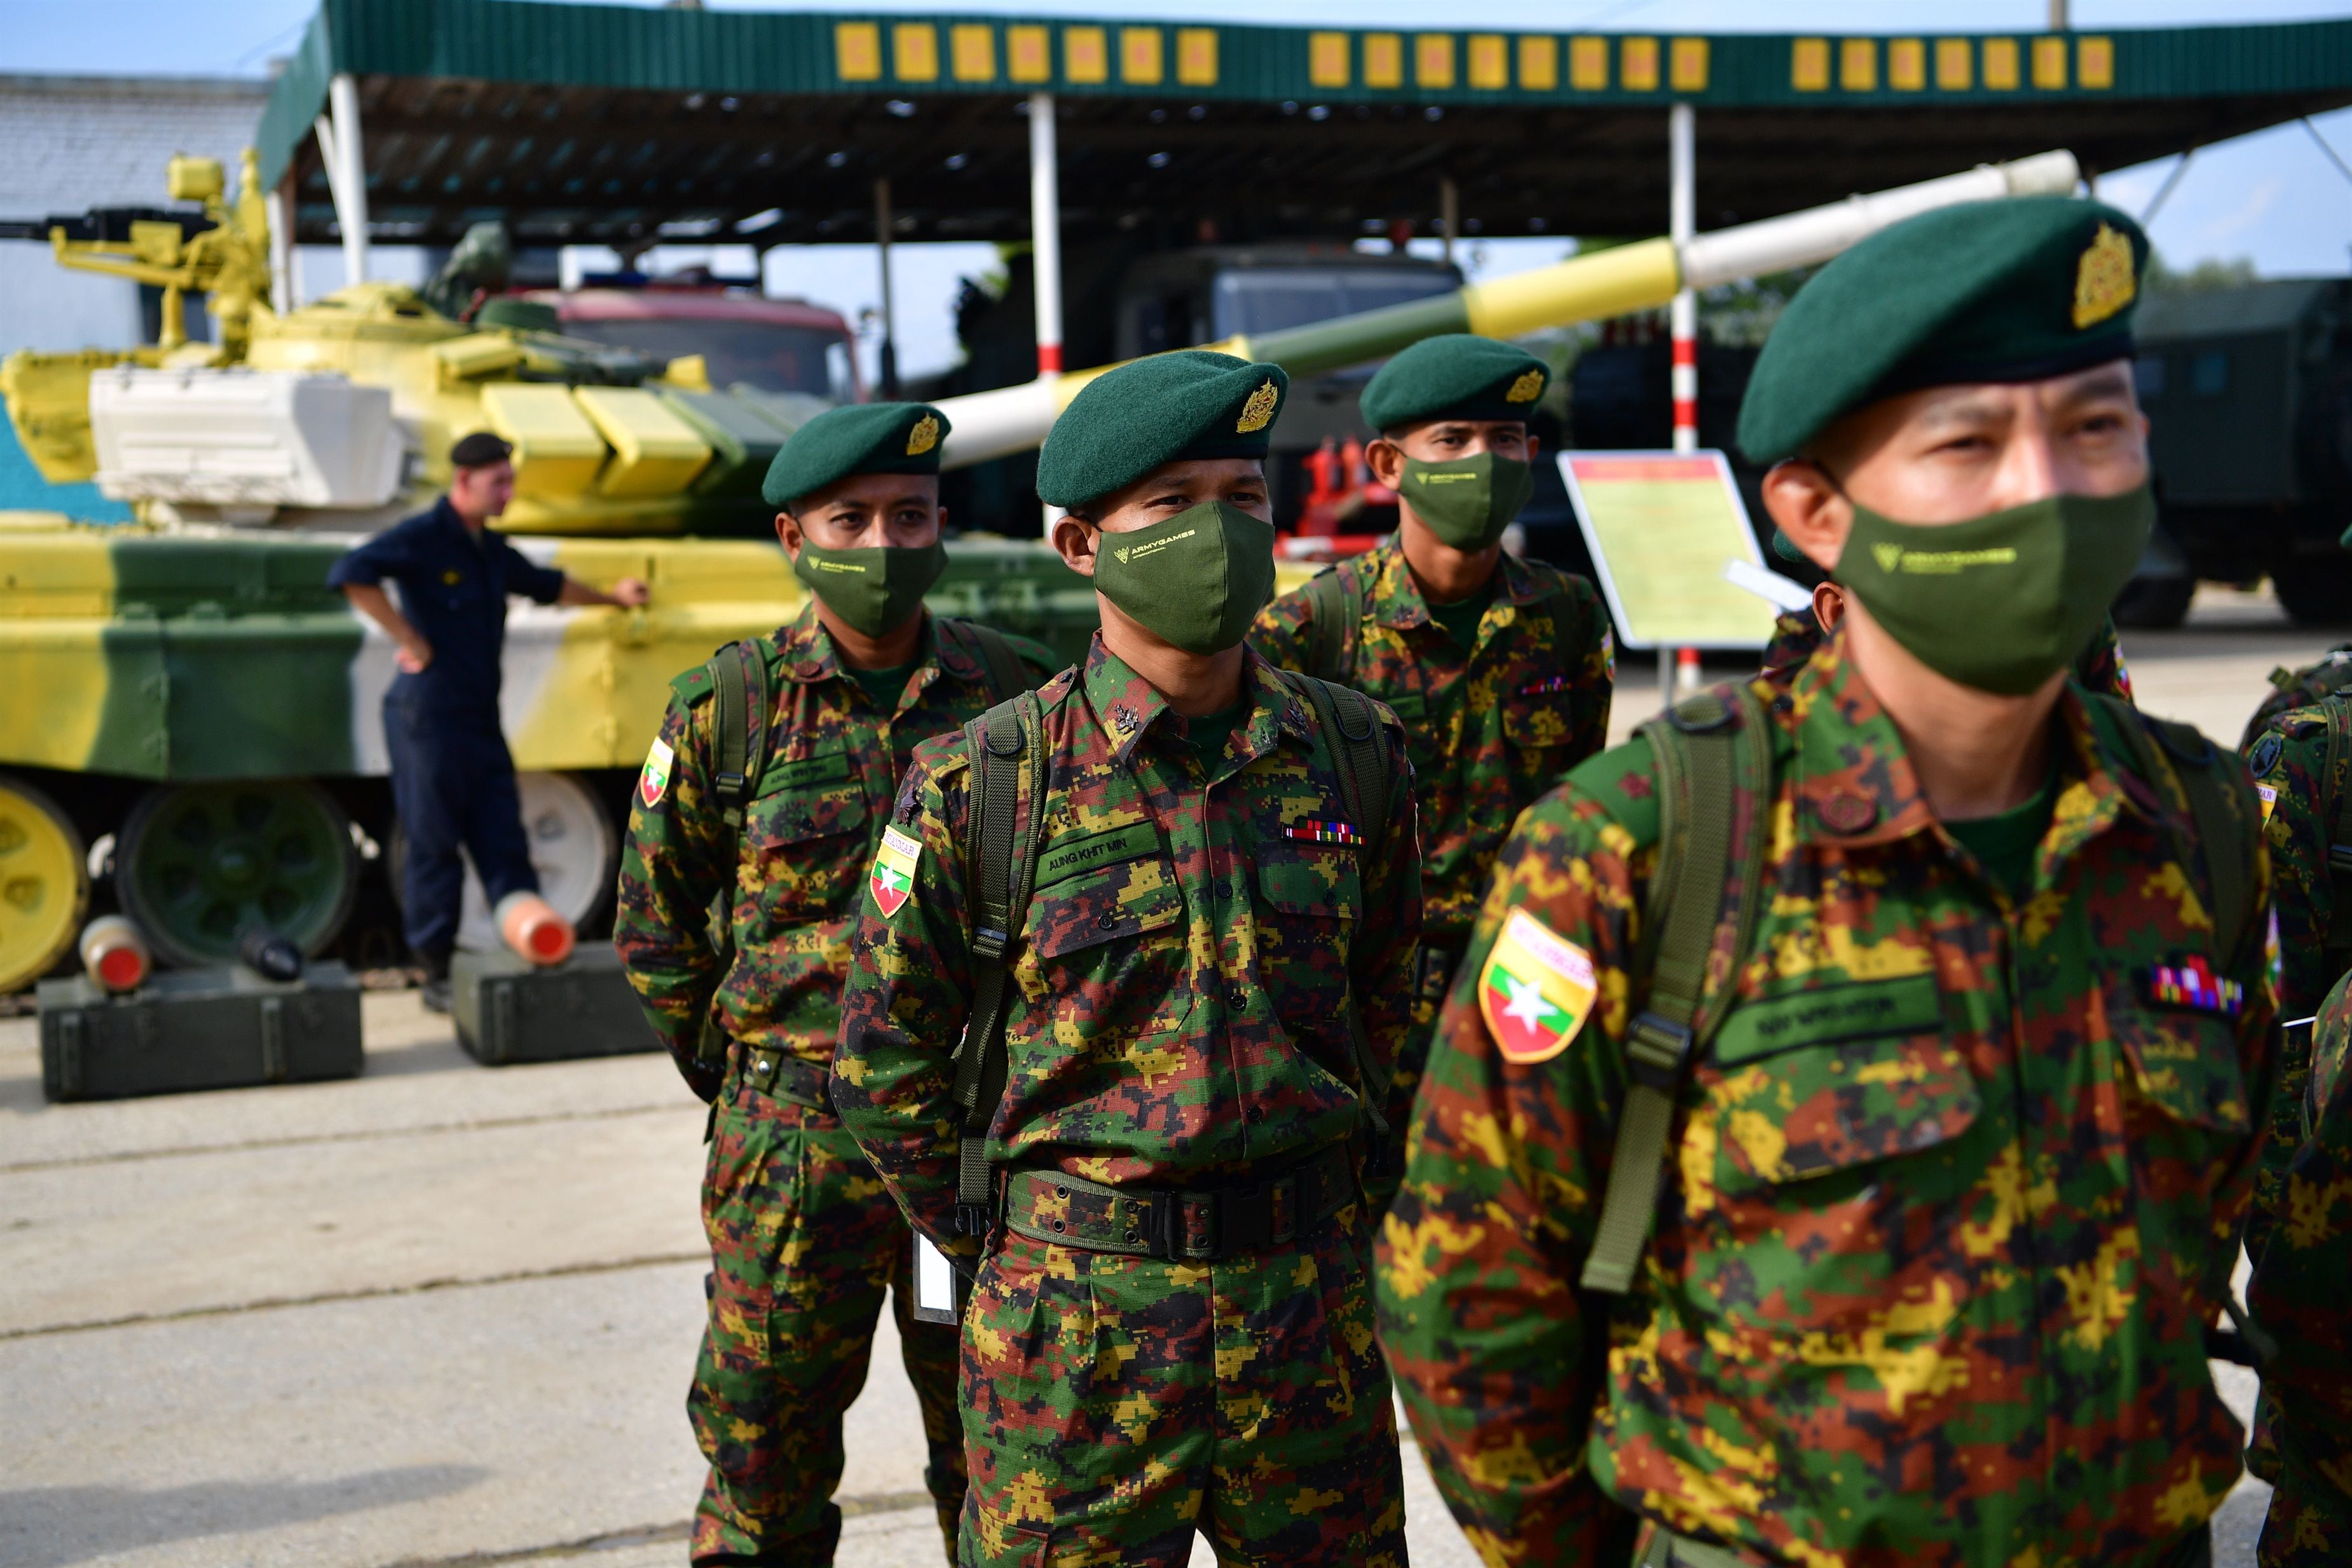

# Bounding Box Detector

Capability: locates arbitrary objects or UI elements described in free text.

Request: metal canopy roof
[257,2,2352,251]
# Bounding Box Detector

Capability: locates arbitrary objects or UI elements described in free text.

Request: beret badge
[1236,379,1280,434]
[2072,223,2137,331]
[905,412,942,456]
[1505,368,1545,404]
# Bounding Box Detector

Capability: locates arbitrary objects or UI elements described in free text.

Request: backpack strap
[1302,567,1362,686]
[695,638,772,1070]
[2101,697,2259,965]
[1582,684,1774,1295]
[959,620,1031,704]
[1280,671,1404,1152]
[949,690,1049,1239]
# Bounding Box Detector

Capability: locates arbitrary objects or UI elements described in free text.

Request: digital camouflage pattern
[1377,629,2276,1568]
[833,635,1422,1564]
[2241,699,2348,1257]
[956,1221,1405,1568]
[692,1086,967,1562]
[1253,538,1610,1105]
[1760,607,2137,700]
[615,604,1056,1100]
[2240,643,2352,751]
[2246,969,2352,1567]
[615,603,1055,1565]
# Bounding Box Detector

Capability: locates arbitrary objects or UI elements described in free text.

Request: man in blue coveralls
[329,430,649,1010]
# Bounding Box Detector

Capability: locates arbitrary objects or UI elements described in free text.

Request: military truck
[2126,278,2352,627]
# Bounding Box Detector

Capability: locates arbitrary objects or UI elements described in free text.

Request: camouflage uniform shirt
[1252,538,1612,946]
[2246,967,2352,1567]
[616,604,1055,1099]
[1378,630,2276,1567]
[832,634,1423,1261]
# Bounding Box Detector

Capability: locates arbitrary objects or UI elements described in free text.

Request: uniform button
[797,660,822,679]
[1227,986,1248,1009]
[1055,1185,1069,1198]
[1125,1229,1141,1244]
[1818,790,1878,834]
[1052,1218,1066,1232]
[799,815,817,833]
[1097,912,1118,930]
[1247,1106,1264,1124]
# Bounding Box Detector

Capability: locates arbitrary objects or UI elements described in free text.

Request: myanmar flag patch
[638,737,674,809]
[870,825,922,918]
[1479,908,1598,1065]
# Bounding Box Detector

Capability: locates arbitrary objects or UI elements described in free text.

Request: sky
[6,0,2352,378]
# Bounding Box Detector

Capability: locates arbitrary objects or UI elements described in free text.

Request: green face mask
[790,540,946,637]
[1836,486,2152,696]
[1400,452,1535,550]
[1090,501,1276,656]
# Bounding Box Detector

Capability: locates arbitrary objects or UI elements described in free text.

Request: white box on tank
[89,366,404,507]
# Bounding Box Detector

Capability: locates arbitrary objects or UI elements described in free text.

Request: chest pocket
[1022,824,1187,1042]
[1504,677,1582,755]
[746,749,870,922]
[1254,846,1363,1044]
[1687,974,1983,1332]
[2109,996,2252,1134]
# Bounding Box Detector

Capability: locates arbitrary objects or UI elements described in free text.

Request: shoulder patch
[870,825,922,918]
[2248,732,2284,777]
[1478,908,1599,1065]
[638,737,675,808]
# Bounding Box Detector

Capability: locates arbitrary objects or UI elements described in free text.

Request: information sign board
[1559,450,1784,650]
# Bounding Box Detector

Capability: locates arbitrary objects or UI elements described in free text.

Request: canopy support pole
[1029,90,1063,528]
[875,177,899,398]
[1668,102,1697,456]
[1440,175,1458,268]
[268,172,297,312]
[327,72,370,289]
[1029,92,1063,380]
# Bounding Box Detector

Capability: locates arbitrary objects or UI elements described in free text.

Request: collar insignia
[905,412,941,456]
[1235,379,1279,434]
[1504,368,1545,404]
[2072,222,2137,330]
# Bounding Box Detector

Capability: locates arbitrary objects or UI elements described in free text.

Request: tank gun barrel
[936,149,2080,468]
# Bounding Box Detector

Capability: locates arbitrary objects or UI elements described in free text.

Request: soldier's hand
[612,576,651,607]
[396,637,434,673]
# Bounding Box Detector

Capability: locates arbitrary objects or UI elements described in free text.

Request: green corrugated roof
[256,1,2352,249]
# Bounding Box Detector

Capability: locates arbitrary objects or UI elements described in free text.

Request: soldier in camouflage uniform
[615,402,1056,1566]
[1379,200,2276,1567]
[2245,969,2352,1565]
[1254,334,1611,1129]
[2239,706,2349,1259]
[833,352,1423,1567]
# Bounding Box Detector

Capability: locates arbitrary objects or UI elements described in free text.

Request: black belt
[739,1046,833,1112]
[1002,1143,1357,1262]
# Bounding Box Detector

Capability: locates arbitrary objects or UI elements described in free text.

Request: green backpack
[944,670,1407,1239]
[1583,685,2264,1300]
[690,620,1031,1073]
[2243,643,2352,751]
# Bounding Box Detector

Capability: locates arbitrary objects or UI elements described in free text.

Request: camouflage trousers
[957,1206,1406,1568]
[692,1081,966,1565]
[2252,1428,2350,1567]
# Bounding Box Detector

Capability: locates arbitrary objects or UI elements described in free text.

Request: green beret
[1037,351,1288,509]
[762,401,948,508]
[1738,197,2149,465]
[1360,333,1549,431]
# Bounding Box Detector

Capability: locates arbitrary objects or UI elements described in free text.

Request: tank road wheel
[0,775,89,992]
[386,772,620,953]
[116,782,359,968]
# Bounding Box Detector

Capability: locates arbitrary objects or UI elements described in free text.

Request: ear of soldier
[612,399,1056,1564]
[1378,198,2278,1566]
